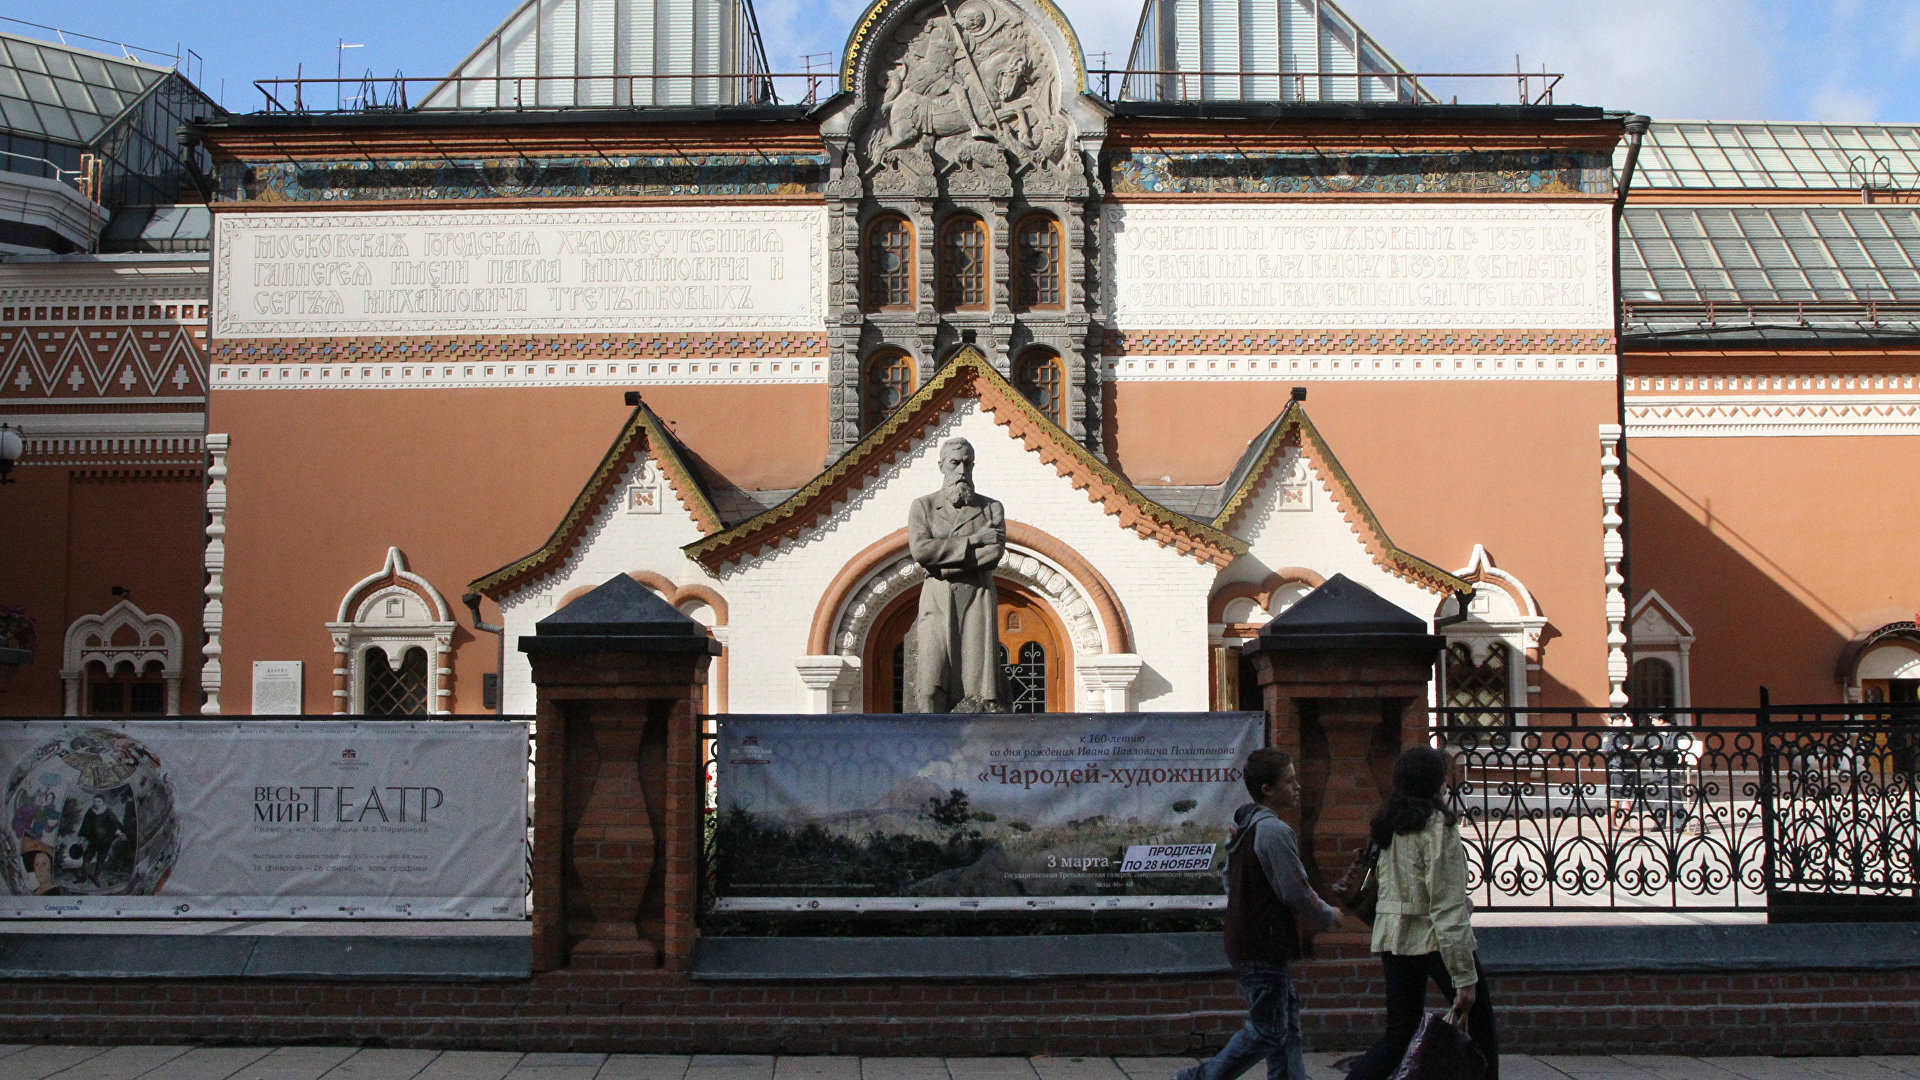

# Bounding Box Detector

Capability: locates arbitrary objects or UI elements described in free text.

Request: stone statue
[908,437,1006,712]
[860,0,1075,194]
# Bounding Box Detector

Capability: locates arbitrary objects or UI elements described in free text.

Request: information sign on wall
[713,713,1264,912]
[0,720,529,919]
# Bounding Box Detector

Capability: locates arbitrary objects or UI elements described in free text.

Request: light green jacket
[1368,813,1478,987]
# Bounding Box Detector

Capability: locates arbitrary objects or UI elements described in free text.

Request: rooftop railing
[1091,68,1562,106]
[251,72,838,114]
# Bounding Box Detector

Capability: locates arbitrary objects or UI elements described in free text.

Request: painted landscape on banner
[713,713,1265,911]
[0,721,529,919]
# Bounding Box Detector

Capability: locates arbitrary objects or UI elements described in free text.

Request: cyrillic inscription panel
[214,206,826,338]
[1104,204,1613,330]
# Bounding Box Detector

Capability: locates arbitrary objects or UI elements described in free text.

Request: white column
[1078,653,1145,713]
[794,655,861,713]
[200,433,229,715]
[1599,424,1629,709]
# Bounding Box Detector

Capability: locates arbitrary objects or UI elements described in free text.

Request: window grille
[1017,350,1065,426]
[1445,642,1509,724]
[866,215,914,310]
[939,215,989,310]
[1015,215,1063,309]
[998,641,1047,714]
[1629,658,1677,710]
[863,350,915,431]
[363,646,430,717]
[85,659,166,716]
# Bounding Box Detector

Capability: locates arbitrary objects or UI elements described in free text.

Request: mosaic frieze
[1105,151,1612,196]
[224,154,829,203]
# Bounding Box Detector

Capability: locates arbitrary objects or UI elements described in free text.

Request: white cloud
[1808,86,1880,123]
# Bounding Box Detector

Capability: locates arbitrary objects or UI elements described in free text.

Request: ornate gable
[684,347,1246,570]
[469,400,722,598]
[1215,399,1467,597]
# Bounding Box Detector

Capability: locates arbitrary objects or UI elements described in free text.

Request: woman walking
[1344,746,1498,1080]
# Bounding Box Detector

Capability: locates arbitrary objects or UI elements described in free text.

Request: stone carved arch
[325,548,457,716]
[61,601,184,716]
[1208,568,1327,626]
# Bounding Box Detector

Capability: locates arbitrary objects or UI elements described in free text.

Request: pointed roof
[1213,397,1468,597]
[684,348,1248,570]
[1124,0,1434,104]
[468,399,721,598]
[1255,572,1442,651]
[0,32,172,146]
[520,573,721,655]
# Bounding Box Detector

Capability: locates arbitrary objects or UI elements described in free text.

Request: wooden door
[865,581,1068,713]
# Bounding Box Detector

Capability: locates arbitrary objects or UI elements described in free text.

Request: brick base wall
[2,943,1916,1056]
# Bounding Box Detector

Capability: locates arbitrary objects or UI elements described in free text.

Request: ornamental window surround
[1014,214,1064,310]
[1016,349,1065,426]
[938,214,989,311]
[1437,547,1547,718]
[863,348,915,432]
[61,600,183,716]
[1629,591,1694,714]
[865,214,915,311]
[326,548,456,716]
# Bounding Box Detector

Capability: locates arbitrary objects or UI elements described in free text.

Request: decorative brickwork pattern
[1105,329,1615,355]
[0,320,209,400]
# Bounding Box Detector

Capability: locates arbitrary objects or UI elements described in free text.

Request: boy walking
[1179,748,1341,1080]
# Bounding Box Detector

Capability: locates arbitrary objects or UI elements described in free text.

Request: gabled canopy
[1123,0,1431,104]
[424,0,771,109]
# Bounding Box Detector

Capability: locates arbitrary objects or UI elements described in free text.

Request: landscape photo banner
[713,713,1265,911]
[0,720,529,919]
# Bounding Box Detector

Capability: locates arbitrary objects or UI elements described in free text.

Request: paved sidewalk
[5,1047,1920,1080]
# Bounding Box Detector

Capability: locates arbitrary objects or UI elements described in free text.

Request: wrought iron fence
[1435,705,1920,914]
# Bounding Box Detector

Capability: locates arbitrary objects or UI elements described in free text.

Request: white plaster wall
[1216,448,1444,626]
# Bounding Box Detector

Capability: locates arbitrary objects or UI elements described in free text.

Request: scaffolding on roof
[1119,0,1440,104]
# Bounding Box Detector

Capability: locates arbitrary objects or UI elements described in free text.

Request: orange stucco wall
[1627,434,1920,705]
[1107,379,1620,705]
[0,464,207,715]
[207,383,826,714]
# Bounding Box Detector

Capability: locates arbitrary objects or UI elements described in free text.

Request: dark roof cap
[1251,573,1442,653]
[520,574,719,655]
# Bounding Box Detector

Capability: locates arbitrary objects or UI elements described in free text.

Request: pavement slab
[944,1058,1041,1080]
[317,1049,442,1080]
[139,1047,277,1080]
[1029,1057,1128,1080]
[239,1046,367,1080]
[770,1058,862,1080]
[597,1056,693,1080]
[861,1057,949,1080]
[1712,1060,1834,1080]
[1624,1056,1749,1080]
[499,1068,599,1080]
[33,1044,194,1080]
[1862,1062,1920,1080]
[7,1045,111,1080]
[1499,1055,1574,1080]
[411,1052,527,1080]
[683,1055,776,1080]
[1112,1058,1193,1080]
[1798,1061,1920,1080]
[1542,1057,1667,1080]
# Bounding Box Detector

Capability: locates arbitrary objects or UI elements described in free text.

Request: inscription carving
[859,0,1076,195]
[1105,205,1613,330]
[214,208,826,338]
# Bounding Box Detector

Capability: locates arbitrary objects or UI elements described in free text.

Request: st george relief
[860,0,1081,196]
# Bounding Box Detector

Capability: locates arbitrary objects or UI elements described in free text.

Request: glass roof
[1622,121,1920,190]
[0,32,169,146]
[1621,206,1920,305]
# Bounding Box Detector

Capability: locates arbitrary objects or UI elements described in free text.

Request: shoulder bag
[1331,841,1380,924]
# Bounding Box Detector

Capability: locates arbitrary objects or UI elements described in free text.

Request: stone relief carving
[859,0,1078,196]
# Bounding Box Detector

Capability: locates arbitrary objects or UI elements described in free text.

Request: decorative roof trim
[685,348,1246,570]
[468,400,722,598]
[337,547,453,624]
[1213,402,1468,597]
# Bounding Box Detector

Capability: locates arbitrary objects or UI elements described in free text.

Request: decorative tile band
[233,154,831,203]
[211,357,829,389]
[209,332,827,364]
[1105,150,1614,197]
[1626,396,1920,437]
[1104,354,1615,380]
[1106,328,1615,355]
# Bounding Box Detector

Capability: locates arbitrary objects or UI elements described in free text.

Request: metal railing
[1623,298,1920,329]
[1436,705,1920,914]
[1091,68,1561,106]
[252,72,838,114]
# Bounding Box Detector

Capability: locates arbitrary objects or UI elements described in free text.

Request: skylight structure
[423,0,772,109]
[1123,0,1431,104]
[1624,121,1920,191]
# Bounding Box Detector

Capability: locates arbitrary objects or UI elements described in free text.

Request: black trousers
[1344,951,1498,1080]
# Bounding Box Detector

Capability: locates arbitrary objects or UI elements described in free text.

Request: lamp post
[337,40,363,110]
[0,423,22,484]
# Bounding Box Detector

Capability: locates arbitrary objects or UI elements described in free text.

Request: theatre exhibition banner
[0,721,529,919]
[713,713,1265,912]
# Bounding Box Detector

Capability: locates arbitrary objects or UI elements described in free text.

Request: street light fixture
[0,423,22,484]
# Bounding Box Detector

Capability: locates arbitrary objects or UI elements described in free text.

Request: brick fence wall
[2,939,1915,1057]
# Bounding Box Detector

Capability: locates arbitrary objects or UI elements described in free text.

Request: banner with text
[713,713,1264,912]
[0,720,529,919]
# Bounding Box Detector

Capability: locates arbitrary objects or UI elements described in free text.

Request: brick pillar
[1244,575,1441,910]
[521,575,718,972]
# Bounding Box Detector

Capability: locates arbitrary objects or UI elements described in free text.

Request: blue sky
[12,0,1920,122]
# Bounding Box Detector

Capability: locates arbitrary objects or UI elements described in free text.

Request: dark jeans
[1344,952,1498,1080]
[1178,964,1304,1080]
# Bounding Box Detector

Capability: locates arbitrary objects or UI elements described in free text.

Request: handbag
[1331,841,1380,923]
[1388,1007,1487,1080]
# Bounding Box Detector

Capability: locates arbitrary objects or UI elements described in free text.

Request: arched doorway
[865,580,1069,713]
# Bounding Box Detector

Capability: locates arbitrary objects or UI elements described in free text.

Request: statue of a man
[908,437,1006,712]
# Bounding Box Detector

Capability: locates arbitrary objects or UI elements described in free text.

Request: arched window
[362,646,430,717]
[863,349,915,431]
[865,214,914,310]
[1014,214,1063,310]
[938,215,989,311]
[86,659,167,716]
[1016,349,1065,426]
[1628,658,1677,711]
[1446,641,1510,725]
